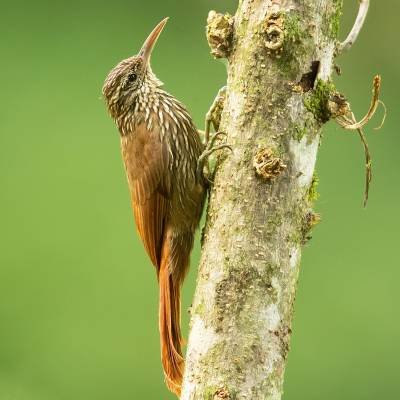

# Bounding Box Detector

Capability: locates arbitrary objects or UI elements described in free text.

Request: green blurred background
[0,1,398,399]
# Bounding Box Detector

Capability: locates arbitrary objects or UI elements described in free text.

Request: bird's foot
[197,133,232,185]
[204,86,227,145]
[197,86,231,185]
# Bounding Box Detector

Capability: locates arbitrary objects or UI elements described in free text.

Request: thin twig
[336,113,372,207]
[339,75,381,130]
[333,74,385,207]
[354,122,372,207]
[338,0,370,54]
[374,100,387,130]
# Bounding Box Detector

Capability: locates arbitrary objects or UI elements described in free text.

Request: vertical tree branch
[182,1,345,399]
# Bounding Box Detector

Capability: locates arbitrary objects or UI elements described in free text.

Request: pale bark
[182,1,345,399]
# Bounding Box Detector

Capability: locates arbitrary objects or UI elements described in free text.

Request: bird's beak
[139,17,169,65]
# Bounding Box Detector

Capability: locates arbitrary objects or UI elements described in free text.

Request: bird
[102,18,209,396]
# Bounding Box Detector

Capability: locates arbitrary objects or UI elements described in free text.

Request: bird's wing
[121,123,171,269]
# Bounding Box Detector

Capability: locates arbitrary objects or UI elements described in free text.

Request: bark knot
[214,388,231,399]
[253,148,286,180]
[206,11,234,58]
[327,92,350,118]
[262,12,284,53]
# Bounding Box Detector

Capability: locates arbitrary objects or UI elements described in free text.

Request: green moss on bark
[275,12,310,77]
[285,13,303,43]
[328,0,344,39]
[194,302,206,318]
[292,124,307,141]
[304,79,336,123]
[307,172,320,202]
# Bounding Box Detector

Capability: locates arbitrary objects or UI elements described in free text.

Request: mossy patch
[292,124,307,141]
[275,12,310,77]
[304,79,336,123]
[290,116,320,144]
[194,301,206,318]
[285,13,303,43]
[307,172,320,202]
[328,0,344,39]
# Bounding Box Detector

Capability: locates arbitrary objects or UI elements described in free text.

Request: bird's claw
[197,143,233,185]
[207,131,228,149]
[199,86,230,185]
[204,86,227,144]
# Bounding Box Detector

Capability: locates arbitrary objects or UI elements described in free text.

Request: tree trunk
[182,1,343,399]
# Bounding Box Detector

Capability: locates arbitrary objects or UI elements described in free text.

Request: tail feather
[158,232,193,397]
[159,258,184,396]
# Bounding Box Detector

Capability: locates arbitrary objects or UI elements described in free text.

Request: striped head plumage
[102,18,167,122]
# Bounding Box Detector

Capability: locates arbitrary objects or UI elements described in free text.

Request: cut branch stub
[206,11,234,58]
[262,12,285,53]
[327,92,350,119]
[253,148,287,180]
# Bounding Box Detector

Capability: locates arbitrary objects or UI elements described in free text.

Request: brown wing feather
[121,123,170,269]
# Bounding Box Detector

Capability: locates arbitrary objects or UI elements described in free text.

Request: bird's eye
[127,73,137,83]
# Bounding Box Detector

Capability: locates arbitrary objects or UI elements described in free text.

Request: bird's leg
[204,85,226,144]
[197,86,232,184]
[197,143,232,183]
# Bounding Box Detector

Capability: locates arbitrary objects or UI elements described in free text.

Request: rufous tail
[159,234,191,397]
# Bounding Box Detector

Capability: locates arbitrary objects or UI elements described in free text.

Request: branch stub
[206,11,234,59]
[253,148,287,180]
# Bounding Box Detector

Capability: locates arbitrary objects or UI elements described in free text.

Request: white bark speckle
[289,247,300,269]
[290,137,319,187]
[264,304,281,330]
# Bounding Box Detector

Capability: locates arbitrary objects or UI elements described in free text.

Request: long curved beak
[139,17,169,65]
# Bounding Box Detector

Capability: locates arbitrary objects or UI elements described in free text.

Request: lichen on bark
[181,1,344,399]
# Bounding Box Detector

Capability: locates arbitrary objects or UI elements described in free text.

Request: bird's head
[102,18,168,118]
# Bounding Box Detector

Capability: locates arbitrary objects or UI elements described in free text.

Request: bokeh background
[0,1,398,399]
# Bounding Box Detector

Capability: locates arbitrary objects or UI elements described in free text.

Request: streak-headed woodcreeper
[102,18,227,396]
